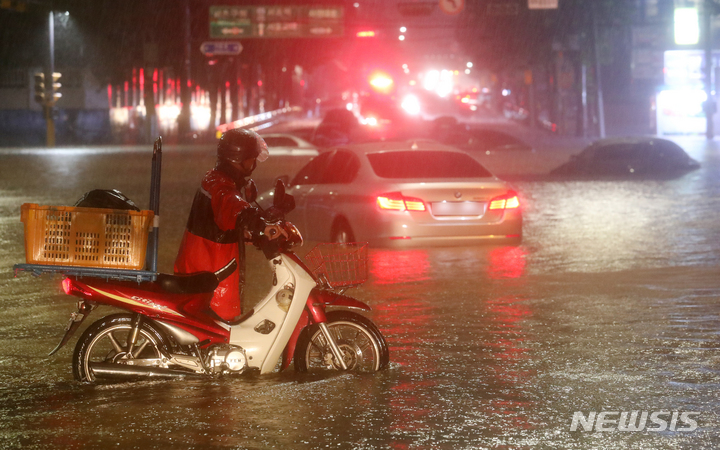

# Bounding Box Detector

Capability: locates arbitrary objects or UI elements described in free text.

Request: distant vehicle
[259,140,522,247]
[259,133,319,156]
[431,117,533,154]
[310,108,361,148]
[550,137,700,177]
[310,106,409,148]
[455,129,533,154]
[456,91,482,113]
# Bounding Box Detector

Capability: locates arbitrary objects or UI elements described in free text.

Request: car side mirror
[244,179,258,203]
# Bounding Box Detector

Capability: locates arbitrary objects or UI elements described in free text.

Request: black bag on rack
[74,189,140,211]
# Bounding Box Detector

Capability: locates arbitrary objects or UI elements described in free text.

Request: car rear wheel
[331,219,355,243]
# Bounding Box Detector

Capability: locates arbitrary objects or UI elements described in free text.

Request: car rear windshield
[366,151,493,179]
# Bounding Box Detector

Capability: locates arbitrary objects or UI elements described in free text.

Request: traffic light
[33,72,45,104]
[50,72,62,103]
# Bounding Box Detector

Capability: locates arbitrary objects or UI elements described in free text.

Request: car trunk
[389,180,513,223]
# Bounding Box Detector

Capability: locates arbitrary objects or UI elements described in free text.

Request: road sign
[209,6,344,39]
[439,0,464,15]
[200,41,243,56]
[528,0,558,9]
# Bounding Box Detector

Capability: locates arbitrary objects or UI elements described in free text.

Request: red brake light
[62,278,73,295]
[377,193,426,212]
[488,191,520,210]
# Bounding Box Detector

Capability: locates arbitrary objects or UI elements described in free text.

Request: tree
[454,0,636,135]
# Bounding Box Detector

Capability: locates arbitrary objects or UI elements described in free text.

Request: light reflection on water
[364,246,537,446]
[518,176,720,273]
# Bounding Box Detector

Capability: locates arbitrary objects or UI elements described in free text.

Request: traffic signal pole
[45,10,56,147]
[590,2,606,138]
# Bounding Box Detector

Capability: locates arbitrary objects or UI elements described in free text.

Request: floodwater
[1,136,719,449]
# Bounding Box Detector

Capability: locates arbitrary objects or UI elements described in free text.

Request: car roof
[260,132,313,142]
[260,133,316,148]
[584,136,677,149]
[332,139,469,156]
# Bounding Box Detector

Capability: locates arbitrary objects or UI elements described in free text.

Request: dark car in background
[550,137,700,177]
[310,100,421,148]
[455,129,533,154]
[260,140,522,247]
[310,108,363,148]
[430,116,533,154]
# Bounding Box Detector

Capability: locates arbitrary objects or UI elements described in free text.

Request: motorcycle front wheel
[294,311,389,373]
[72,314,169,382]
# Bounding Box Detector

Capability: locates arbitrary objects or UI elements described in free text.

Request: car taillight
[488,191,520,210]
[377,192,426,212]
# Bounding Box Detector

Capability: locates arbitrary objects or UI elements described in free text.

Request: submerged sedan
[262,140,522,247]
[550,136,700,178]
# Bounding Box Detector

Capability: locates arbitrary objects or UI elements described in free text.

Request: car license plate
[430,201,485,217]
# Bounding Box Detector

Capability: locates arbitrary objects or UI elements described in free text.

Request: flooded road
[1,136,719,449]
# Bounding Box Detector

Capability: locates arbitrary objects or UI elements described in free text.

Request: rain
[2,1,720,448]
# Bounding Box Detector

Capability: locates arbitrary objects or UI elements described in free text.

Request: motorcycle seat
[155,259,237,295]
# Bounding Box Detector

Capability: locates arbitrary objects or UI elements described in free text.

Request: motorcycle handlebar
[248,220,303,259]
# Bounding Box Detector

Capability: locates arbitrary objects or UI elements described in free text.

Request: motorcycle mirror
[276,175,290,187]
[273,178,286,207]
[272,178,295,214]
[245,180,258,203]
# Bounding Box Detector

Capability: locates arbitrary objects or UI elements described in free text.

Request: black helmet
[217,129,269,164]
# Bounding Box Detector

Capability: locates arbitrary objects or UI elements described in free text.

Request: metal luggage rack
[13,138,163,285]
[13,264,157,283]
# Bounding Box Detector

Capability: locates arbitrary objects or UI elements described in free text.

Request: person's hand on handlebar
[243,222,287,241]
[263,223,288,240]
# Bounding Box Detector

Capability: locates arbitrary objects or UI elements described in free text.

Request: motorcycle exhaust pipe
[90,362,203,379]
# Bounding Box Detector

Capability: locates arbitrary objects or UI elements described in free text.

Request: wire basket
[304,243,368,289]
[20,203,154,270]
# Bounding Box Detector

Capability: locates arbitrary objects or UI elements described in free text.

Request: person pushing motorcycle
[174,129,286,322]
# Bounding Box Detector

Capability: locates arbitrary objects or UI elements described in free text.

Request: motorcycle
[16,167,389,382]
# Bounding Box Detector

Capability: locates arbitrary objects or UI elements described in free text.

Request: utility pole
[590,2,606,138]
[45,10,56,147]
[704,0,715,139]
[178,0,192,141]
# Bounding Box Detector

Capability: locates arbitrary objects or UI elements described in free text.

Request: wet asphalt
[0,130,719,449]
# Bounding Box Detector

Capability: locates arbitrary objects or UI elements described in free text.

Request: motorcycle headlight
[275,289,293,312]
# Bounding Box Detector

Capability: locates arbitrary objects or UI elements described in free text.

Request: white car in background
[260,133,319,157]
[262,140,522,247]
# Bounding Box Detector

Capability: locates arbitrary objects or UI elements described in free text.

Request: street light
[674,7,700,45]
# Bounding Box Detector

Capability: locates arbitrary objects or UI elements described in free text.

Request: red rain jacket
[174,163,255,321]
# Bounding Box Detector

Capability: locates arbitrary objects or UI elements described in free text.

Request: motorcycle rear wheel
[294,311,389,373]
[72,314,169,382]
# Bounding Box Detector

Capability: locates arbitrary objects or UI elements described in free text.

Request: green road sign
[209,5,344,39]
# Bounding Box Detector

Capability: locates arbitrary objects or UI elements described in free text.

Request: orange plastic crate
[20,203,154,270]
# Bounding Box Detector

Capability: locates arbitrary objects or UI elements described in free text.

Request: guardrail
[215,106,301,138]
